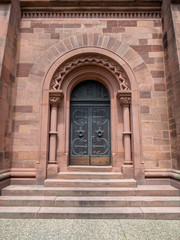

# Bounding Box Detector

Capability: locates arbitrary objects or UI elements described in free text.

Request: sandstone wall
[13,15,172,172]
[162,0,180,170]
[0,0,20,171]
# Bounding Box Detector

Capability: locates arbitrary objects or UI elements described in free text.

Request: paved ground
[0,219,179,240]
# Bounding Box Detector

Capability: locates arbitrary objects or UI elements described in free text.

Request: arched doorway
[38,47,144,182]
[69,80,111,166]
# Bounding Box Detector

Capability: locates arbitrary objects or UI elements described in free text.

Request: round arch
[35,38,149,183]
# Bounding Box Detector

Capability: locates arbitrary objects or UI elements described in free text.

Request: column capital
[49,90,64,106]
[117,91,131,107]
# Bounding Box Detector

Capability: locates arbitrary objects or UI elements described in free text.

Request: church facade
[0,0,180,188]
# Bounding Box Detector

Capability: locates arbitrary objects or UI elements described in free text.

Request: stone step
[57,172,123,179]
[67,166,113,172]
[0,195,179,207]
[2,185,179,197]
[0,206,180,219]
[44,179,137,188]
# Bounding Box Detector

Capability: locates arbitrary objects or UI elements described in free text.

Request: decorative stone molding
[51,56,130,91]
[117,91,132,106]
[49,90,64,106]
[22,11,161,19]
[119,97,131,107]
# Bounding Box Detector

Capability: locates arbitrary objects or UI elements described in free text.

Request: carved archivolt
[50,56,130,91]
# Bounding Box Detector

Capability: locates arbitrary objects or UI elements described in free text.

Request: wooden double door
[69,81,111,166]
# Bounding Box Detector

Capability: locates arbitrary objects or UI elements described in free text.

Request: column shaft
[49,106,58,164]
[123,106,131,164]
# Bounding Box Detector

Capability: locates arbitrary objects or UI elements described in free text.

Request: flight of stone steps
[0,171,180,219]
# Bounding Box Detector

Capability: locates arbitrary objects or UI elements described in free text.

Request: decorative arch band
[50,55,130,91]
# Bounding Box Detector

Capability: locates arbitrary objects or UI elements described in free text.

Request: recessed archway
[36,43,146,183]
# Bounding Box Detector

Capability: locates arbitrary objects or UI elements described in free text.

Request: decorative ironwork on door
[70,81,110,165]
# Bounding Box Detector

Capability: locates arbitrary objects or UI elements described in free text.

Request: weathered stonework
[0,0,20,176]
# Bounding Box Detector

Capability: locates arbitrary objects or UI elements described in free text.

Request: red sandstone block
[44,28,55,33]
[63,24,81,28]
[93,33,99,46]
[50,24,63,28]
[17,63,33,77]
[140,91,151,98]
[151,45,163,52]
[154,20,162,27]
[103,27,125,33]
[153,139,170,145]
[141,106,149,113]
[161,114,168,121]
[84,24,93,28]
[131,45,151,52]
[111,40,122,52]
[107,37,115,50]
[107,20,117,27]
[77,35,83,47]
[103,28,112,33]
[63,38,73,50]
[118,20,137,27]
[155,152,171,160]
[152,33,162,39]
[13,106,33,113]
[31,23,49,28]
[139,39,148,45]
[151,71,164,78]
[51,33,59,39]
[133,62,147,72]
[112,27,125,33]
[154,84,166,91]
[163,131,169,139]
[70,36,78,48]
[83,34,88,46]
[20,28,34,33]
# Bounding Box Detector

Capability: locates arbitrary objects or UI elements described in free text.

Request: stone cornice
[20,0,162,18]
[22,11,161,19]
[20,0,162,8]
[20,0,162,16]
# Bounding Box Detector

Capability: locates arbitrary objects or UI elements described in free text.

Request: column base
[121,164,134,179]
[47,164,59,179]
[124,161,133,165]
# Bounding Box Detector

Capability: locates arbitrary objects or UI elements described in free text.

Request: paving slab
[0,219,179,240]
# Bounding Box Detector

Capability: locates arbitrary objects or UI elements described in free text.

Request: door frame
[70,103,111,166]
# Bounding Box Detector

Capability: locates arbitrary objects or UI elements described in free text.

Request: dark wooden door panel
[69,80,111,166]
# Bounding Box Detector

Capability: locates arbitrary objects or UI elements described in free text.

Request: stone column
[48,90,64,177]
[117,91,132,165]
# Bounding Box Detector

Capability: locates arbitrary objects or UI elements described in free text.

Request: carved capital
[117,91,131,107]
[119,97,131,107]
[49,90,64,107]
